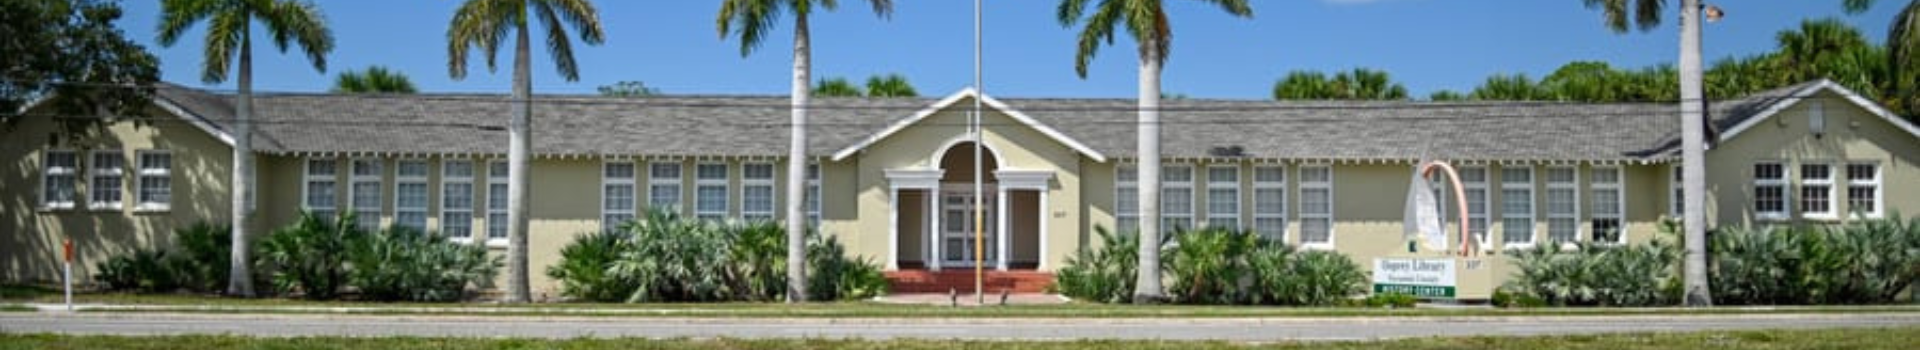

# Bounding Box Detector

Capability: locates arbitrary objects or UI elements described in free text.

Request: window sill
[88,205,125,213]
[1801,214,1841,222]
[485,239,509,249]
[36,205,77,213]
[1755,213,1792,222]
[1502,242,1537,251]
[132,207,171,214]
[1299,243,1335,251]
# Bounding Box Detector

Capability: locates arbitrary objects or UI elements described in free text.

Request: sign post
[63,239,74,311]
[1372,258,1457,299]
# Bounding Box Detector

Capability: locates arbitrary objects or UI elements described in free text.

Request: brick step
[885,270,1054,294]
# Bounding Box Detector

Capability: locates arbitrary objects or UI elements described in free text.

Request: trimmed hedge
[554,210,887,303]
[1057,226,1368,306]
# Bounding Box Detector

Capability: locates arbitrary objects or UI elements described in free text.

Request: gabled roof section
[1718,79,1920,140]
[829,88,1108,162]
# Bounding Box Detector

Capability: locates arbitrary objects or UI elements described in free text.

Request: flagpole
[972,0,986,305]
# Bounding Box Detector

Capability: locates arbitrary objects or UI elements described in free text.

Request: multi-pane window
[741,163,775,222]
[1114,165,1139,233]
[1800,163,1835,219]
[695,163,730,221]
[1545,167,1579,244]
[1459,166,1490,244]
[603,161,637,231]
[304,159,338,220]
[441,160,474,241]
[1846,163,1881,218]
[1161,165,1195,233]
[1501,167,1535,246]
[1205,165,1240,229]
[1753,162,1788,219]
[1590,167,1624,244]
[89,151,124,210]
[350,159,384,231]
[806,163,822,226]
[649,162,683,212]
[1671,165,1684,219]
[1299,165,1334,247]
[393,160,429,232]
[486,161,509,243]
[1252,165,1287,241]
[135,151,172,210]
[41,150,78,209]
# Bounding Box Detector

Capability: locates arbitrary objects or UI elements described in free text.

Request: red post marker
[64,240,74,263]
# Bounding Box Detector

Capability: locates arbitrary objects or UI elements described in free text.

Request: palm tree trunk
[228,26,256,298]
[1132,39,1165,304]
[1679,0,1713,307]
[505,21,534,303]
[786,14,812,303]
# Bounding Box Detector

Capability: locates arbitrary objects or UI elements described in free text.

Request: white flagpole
[972,0,986,305]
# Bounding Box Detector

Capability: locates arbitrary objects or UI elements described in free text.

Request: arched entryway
[888,140,1048,273]
[934,142,999,268]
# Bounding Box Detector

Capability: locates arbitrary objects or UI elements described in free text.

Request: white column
[887,186,899,270]
[1038,190,1049,271]
[997,187,1009,271]
[929,188,941,271]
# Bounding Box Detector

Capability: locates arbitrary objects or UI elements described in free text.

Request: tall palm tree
[1058,0,1252,303]
[157,0,334,298]
[1843,0,1919,116]
[446,0,604,303]
[865,74,918,98]
[1578,0,1711,306]
[332,66,418,94]
[717,0,893,303]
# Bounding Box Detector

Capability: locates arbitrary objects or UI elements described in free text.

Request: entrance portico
[886,140,1052,271]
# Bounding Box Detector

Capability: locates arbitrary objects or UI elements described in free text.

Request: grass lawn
[0,304,32,312]
[2,327,1917,349]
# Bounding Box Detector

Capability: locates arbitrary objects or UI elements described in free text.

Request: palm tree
[1843,0,1918,116]
[864,74,918,98]
[1059,0,1252,303]
[813,77,863,97]
[717,0,893,303]
[157,0,334,298]
[332,66,418,94]
[446,0,604,303]
[1578,0,1712,306]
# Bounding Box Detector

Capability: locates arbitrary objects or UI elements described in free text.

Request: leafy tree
[864,73,917,97]
[1,0,160,137]
[1469,73,1552,100]
[718,0,893,303]
[1271,68,1407,100]
[158,0,334,297]
[446,0,605,303]
[1775,18,1889,101]
[812,77,862,97]
[597,81,659,97]
[331,66,417,94]
[1059,0,1253,304]
[1427,90,1468,101]
[1271,71,1334,100]
[1842,0,1918,118]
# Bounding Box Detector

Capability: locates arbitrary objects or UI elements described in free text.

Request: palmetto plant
[1054,226,1139,303]
[1162,227,1258,304]
[157,0,334,297]
[168,222,234,293]
[608,211,735,302]
[444,0,605,303]
[1711,215,1920,305]
[547,229,637,302]
[346,226,500,302]
[1249,247,1368,307]
[1502,220,1685,307]
[257,212,361,300]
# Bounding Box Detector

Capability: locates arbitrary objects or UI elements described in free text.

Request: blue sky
[117,0,1905,99]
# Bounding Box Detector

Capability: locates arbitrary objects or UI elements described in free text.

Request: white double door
[937,185,997,267]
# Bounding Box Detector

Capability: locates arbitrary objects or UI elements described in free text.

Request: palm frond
[532,1,581,81]
[197,10,246,83]
[259,0,334,73]
[447,0,518,80]
[156,0,222,46]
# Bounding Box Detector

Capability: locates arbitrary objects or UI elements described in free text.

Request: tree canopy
[597,80,659,97]
[1,0,160,135]
[1271,68,1408,100]
[332,66,417,94]
[864,74,917,97]
[813,77,861,97]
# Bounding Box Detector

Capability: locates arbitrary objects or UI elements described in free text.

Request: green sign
[1373,283,1456,298]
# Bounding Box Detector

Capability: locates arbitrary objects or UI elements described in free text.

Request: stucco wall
[1704,92,1920,227]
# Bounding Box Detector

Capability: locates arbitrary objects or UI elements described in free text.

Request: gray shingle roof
[152,81,1822,162]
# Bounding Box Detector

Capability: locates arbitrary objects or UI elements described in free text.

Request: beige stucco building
[5,80,1917,298]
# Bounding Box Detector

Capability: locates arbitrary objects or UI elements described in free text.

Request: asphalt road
[4,313,1919,341]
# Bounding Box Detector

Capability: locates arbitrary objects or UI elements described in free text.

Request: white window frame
[485,160,510,246]
[88,150,125,210]
[1205,164,1241,230]
[1114,164,1139,233]
[1799,163,1837,220]
[741,162,776,222]
[1670,164,1684,220]
[1544,166,1580,245]
[806,163,822,226]
[440,159,475,243]
[1298,165,1335,250]
[694,162,730,221]
[392,159,430,233]
[1459,166,1491,246]
[1161,164,1196,233]
[134,150,172,211]
[1500,166,1537,249]
[1252,165,1287,242]
[40,149,78,210]
[303,158,339,219]
[1846,162,1883,219]
[602,160,638,231]
[1753,161,1790,221]
[1589,166,1626,245]
[649,162,683,214]
[349,158,384,231]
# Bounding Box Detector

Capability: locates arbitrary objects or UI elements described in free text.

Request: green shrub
[346,226,500,302]
[607,211,737,302]
[1163,227,1259,304]
[1365,292,1419,308]
[735,221,789,302]
[1711,215,1920,305]
[258,212,361,300]
[807,230,888,301]
[1053,226,1137,303]
[166,222,231,293]
[1253,249,1369,306]
[546,230,639,302]
[1501,221,1682,307]
[1490,288,1546,308]
[94,249,175,293]
[592,211,884,303]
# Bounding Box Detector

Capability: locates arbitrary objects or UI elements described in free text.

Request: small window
[1161,164,1194,233]
[649,162,683,213]
[393,159,429,232]
[1590,167,1624,244]
[350,159,384,231]
[1459,166,1490,243]
[741,163,775,222]
[695,163,730,221]
[1205,165,1240,229]
[89,151,125,210]
[1252,165,1287,241]
[1545,167,1578,244]
[41,150,78,209]
[304,158,338,219]
[441,160,474,242]
[486,160,509,243]
[806,163,822,226]
[1114,164,1139,233]
[1845,163,1881,218]
[1501,166,1535,247]
[603,161,637,231]
[135,151,172,211]
[1800,163,1835,219]
[1753,162,1788,219]
[1299,165,1333,248]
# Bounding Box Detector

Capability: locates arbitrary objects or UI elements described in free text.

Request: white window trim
[1847,162,1884,219]
[440,159,475,243]
[1205,164,1241,229]
[741,162,776,221]
[1590,166,1626,245]
[1299,164,1335,250]
[1545,166,1581,246]
[806,162,822,226]
[349,158,384,231]
[1114,164,1139,233]
[40,149,78,210]
[648,162,684,214]
[1460,166,1491,246]
[694,162,731,220]
[1162,164,1196,233]
[392,159,430,232]
[88,150,125,211]
[1754,161,1791,221]
[1799,163,1838,221]
[1670,164,1684,220]
[603,160,638,230]
[303,158,338,216]
[1501,166,1537,249]
[486,160,510,247]
[134,150,172,212]
[1252,165,1287,242]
